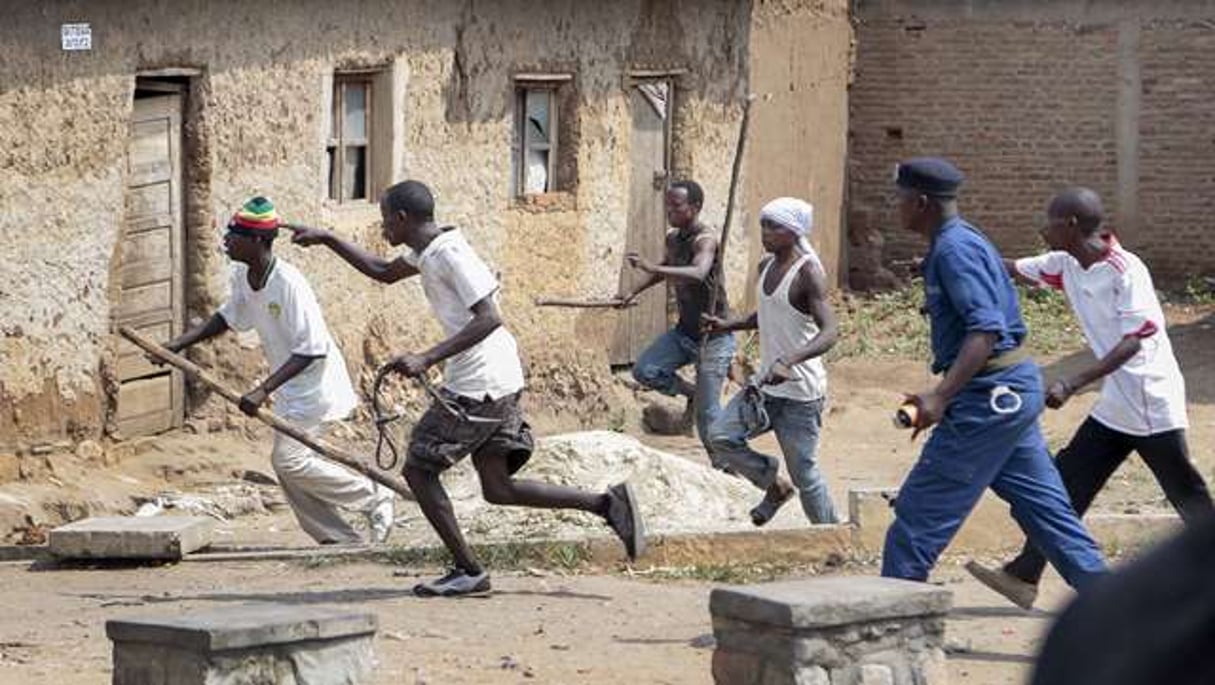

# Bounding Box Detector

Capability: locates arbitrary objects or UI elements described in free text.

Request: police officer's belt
[978,346,1029,376]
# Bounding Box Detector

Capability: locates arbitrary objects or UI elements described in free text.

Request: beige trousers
[271,421,392,544]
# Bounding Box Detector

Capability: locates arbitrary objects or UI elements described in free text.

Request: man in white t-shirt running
[287,180,644,597]
[966,187,1213,609]
[162,197,394,545]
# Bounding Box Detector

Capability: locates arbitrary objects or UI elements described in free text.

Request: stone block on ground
[711,576,951,629]
[642,397,693,436]
[107,604,377,685]
[49,515,214,560]
[711,576,951,685]
[847,488,898,549]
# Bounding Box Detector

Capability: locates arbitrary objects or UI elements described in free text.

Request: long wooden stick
[119,326,414,502]
[697,94,755,362]
[533,296,635,309]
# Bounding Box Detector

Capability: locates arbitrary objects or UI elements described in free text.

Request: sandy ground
[0,557,1071,685]
[0,307,1210,683]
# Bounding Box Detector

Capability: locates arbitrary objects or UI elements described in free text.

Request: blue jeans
[707,392,839,524]
[632,328,735,454]
[881,361,1107,588]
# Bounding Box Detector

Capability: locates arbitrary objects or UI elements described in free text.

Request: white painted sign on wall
[61,23,92,51]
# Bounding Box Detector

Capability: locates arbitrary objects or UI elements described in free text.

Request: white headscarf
[760,197,814,253]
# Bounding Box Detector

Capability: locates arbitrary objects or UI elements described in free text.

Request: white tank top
[756,251,828,401]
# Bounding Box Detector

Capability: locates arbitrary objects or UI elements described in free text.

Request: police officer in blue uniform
[882,158,1107,588]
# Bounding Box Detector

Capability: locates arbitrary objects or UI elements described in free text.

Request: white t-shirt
[1015,243,1187,435]
[402,228,525,400]
[218,259,358,422]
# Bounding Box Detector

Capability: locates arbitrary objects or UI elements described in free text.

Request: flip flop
[750,486,794,527]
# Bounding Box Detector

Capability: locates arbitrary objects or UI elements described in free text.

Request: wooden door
[113,94,185,436]
[611,81,672,365]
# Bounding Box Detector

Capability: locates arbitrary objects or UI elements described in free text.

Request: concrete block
[859,664,894,685]
[830,665,860,685]
[713,648,764,684]
[710,576,952,630]
[848,488,898,550]
[794,666,830,685]
[914,648,948,685]
[108,604,377,685]
[713,618,846,667]
[107,604,377,650]
[49,516,214,560]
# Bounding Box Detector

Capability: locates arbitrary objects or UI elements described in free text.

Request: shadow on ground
[949,650,1036,665]
[67,584,614,606]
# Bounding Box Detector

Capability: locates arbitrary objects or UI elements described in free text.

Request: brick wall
[848,0,1215,287]
[1137,21,1215,280]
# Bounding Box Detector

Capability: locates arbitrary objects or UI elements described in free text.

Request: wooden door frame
[113,81,187,436]
[609,77,677,366]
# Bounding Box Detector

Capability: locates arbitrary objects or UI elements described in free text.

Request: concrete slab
[108,605,377,685]
[106,604,377,651]
[710,576,952,629]
[48,516,214,560]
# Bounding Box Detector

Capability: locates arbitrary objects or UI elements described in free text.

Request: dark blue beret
[895,157,964,198]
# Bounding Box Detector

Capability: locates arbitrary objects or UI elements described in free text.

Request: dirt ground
[0,306,1211,683]
[0,557,1070,685]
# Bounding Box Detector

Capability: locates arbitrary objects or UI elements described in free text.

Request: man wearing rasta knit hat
[287,180,645,597]
[161,196,395,545]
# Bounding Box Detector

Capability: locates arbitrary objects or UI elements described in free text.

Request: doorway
[111,79,187,436]
[610,79,674,366]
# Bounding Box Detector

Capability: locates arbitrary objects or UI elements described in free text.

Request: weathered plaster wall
[0,71,134,443]
[0,0,784,448]
[746,0,853,294]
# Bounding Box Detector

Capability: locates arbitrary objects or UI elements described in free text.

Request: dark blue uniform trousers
[881,361,1107,588]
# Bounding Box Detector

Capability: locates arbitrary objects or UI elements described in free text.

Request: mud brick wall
[847,0,1215,288]
[0,0,854,451]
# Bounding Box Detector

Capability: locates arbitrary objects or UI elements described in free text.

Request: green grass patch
[829,286,930,361]
[378,539,593,573]
[823,281,1084,363]
[1177,275,1215,305]
[630,562,801,584]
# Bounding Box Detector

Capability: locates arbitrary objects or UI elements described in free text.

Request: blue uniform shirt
[923,216,1025,374]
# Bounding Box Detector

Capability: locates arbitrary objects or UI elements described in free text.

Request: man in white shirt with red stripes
[967,187,1213,609]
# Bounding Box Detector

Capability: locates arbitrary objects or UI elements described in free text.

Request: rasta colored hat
[227,196,280,237]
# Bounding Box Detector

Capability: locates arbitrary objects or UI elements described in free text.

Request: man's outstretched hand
[281,222,330,247]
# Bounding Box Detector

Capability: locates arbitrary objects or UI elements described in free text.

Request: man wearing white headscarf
[702,197,841,525]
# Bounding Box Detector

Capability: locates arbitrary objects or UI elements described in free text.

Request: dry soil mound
[393,430,806,544]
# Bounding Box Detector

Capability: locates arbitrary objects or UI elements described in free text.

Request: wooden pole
[119,326,414,502]
[533,297,636,309]
[697,94,755,363]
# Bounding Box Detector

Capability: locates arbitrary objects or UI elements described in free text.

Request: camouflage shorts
[406,389,534,475]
